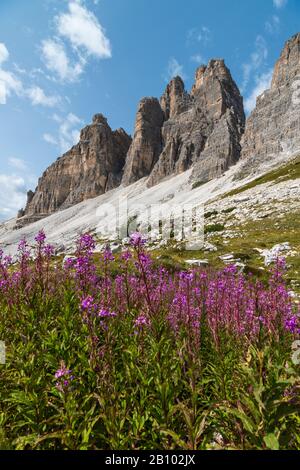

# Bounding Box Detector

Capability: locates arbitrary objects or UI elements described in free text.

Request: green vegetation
[0,231,299,450]
[204,223,225,234]
[192,181,206,190]
[222,156,300,199]
[204,210,218,219]
[222,207,236,214]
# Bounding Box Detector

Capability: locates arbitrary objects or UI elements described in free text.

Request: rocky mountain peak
[271,32,300,89]
[121,97,165,186]
[147,63,242,187]
[17,115,131,228]
[92,113,109,125]
[240,32,300,177]
[17,32,300,228]
[160,76,189,120]
[191,65,206,94]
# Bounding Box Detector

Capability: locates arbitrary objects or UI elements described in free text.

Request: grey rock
[121,98,165,185]
[17,114,131,227]
[239,33,300,178]
[148,60,245,187]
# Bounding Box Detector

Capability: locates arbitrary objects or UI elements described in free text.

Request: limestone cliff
[240,33,300,177]
[17,32,300,227]
[17,114,131,227]
[121,98,164,186]
[148,60,245,187]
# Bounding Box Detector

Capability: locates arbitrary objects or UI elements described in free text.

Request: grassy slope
[221,155,300,199]
[149,157,300,290]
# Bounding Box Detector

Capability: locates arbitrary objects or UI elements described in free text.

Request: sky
[0,0,299,220]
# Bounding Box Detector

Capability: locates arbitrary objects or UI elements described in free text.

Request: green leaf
[264,433,279,450]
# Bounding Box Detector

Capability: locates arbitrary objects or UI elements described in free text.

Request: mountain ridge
[1,32,300,255]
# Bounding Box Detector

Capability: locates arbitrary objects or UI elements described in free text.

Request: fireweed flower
[285,316,299,334]
[18,238,31,258]
[54,361,74,392]
[76,233,96,254]
[103,247,115,262]
[134,314,151,331]
[130,232,147,248]
[98,308,117,318]
[121,250,132,262]
[63,257,77,269]
[135,252,152,270]
[80,296,99,318]
[43,244,55,257]
[34,230,46,245]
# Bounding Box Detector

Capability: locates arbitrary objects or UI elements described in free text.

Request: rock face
[121,60,245,189]
[19,32,300,226]
[148,60,245,187]
[240,33,300,176]
[121,98,165,185]
[18,114,131,227]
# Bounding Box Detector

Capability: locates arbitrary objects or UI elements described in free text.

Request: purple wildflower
[130,232,147,248]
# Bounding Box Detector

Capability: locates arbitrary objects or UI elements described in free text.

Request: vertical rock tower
[18,114,131,226]
[121,59,245,188]
[240,33,300,175]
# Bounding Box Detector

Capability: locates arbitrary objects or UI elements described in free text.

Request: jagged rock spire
[18,115,131,227]
[240,33,300,176]
[121,97,164,186]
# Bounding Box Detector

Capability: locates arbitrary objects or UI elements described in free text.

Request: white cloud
[187,26,211,45]
[0,43,9,65]
[242,35,268,91]
[0,43,23,104]
[56,1,111,58]
[166,58,186,81]
[265,15,280,34]
[244,69,273,114]
[43,133,58,145]
[190,54,205,64]
[44,113,82,153]
[27,86,60,107]
[273,0,287,9]
[40,1,111,83]
[0,159,37,220]
[0,69,23,104]
[0,42,62,108]
[41,39,84,82]
[58,113,82,152]
[8,157,28,171]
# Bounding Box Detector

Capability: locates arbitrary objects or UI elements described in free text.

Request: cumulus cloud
[265,15,280,34]
[273,0,288,9]
[0,42,62,107]
[242,35,268,91]
[27,86,60,107]
[43,113,82,153]
[41,1,111,82]
[244,69,273,114]
[0,43,9,65]
[165,58,186,81]
[56,1,111,58]
[8,157,28,171]
[0,43,23,104]
[41,39,84,82]
[0,160,37,220]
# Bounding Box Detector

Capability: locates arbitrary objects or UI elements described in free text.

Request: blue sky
[0,0,298,220]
